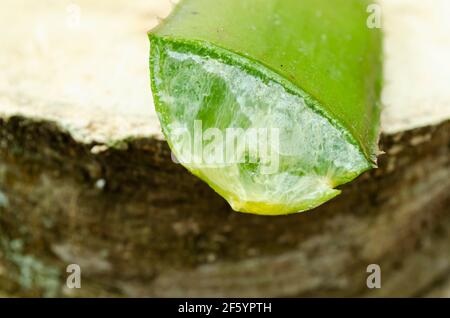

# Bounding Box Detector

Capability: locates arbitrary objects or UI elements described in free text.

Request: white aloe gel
[152,45,371,215]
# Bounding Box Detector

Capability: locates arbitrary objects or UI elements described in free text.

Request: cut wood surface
[1,0,449,141]
[0,0,449,297]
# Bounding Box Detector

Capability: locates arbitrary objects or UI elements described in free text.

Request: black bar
[0,298,447,315]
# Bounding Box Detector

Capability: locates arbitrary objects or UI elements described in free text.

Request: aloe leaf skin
[149,0,382,215]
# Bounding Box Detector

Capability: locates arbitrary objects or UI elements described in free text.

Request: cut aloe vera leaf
[149,0,382,215]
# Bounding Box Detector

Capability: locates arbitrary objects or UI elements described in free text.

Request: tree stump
[0,0,449,297]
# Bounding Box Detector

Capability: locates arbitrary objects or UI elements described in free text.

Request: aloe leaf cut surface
[149,0,382,215]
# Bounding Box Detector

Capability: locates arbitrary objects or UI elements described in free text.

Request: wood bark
[0,0,449,297]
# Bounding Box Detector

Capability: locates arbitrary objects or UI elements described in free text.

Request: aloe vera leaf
[149,0,382,215]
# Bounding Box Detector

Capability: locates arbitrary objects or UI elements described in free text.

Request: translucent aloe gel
[149,0,382,215]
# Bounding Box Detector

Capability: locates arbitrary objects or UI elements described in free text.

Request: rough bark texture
[0,0,449,297]
[0,116,448,297]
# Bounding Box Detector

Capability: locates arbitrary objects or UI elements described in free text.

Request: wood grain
[0,0,449,297]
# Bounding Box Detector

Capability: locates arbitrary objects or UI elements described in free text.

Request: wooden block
[0,0,449,297]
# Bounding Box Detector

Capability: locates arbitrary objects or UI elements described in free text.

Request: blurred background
[0,0,449,297]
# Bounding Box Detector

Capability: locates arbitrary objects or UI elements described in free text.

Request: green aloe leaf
[149,0,382,215]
